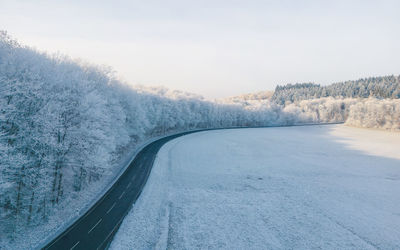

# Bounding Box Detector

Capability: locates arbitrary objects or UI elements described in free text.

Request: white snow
[330,125,400,160]
[110,124,400,249]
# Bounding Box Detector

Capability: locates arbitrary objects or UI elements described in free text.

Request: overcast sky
[1,0,399,98]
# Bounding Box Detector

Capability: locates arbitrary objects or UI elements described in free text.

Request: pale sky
[1,0,399,98]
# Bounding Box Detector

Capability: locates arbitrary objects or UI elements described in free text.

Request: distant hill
[271,75,400,105]
[220,91,274,106]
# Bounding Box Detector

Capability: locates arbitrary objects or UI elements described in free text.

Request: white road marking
[107,202,117,214]
[127,182,132,189]
[119,191,125,199]
[88,219,102,234]
[96,214,127,250]
[70,241,80,250]
[45,239,58,249]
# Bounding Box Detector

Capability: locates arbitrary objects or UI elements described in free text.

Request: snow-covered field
[110,124,400,249]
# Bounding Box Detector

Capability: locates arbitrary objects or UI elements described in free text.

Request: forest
[271,76,400,105]
[0,31,399,247]
[0,32,293,245]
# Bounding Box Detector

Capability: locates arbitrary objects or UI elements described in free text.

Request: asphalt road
[43,131,197,250]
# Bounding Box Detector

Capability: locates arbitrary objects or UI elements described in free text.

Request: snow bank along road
[111,125,400,249]
[43,131,201,250]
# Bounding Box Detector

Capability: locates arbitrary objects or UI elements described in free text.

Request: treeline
[272,76,400,105]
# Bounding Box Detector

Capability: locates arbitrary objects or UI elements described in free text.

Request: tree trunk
[27,191,35,224]
[56,172,63,204]
[51,162,59,205]
[42,196,47,220]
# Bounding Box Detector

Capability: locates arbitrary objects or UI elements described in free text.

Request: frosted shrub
[346,98,400,131]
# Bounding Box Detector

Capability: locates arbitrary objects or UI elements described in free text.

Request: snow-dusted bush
[282,97,358,124]
[345,98,400,131]
[231,93,400,130]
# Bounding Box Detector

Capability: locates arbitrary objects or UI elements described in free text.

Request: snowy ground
[110,124,400,250]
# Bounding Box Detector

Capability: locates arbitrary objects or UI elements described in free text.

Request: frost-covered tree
[345,98,400,130]
[0,32,287,244]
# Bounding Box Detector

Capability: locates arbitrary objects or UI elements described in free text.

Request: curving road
[42,124,340,250]
[43,131,199,250]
